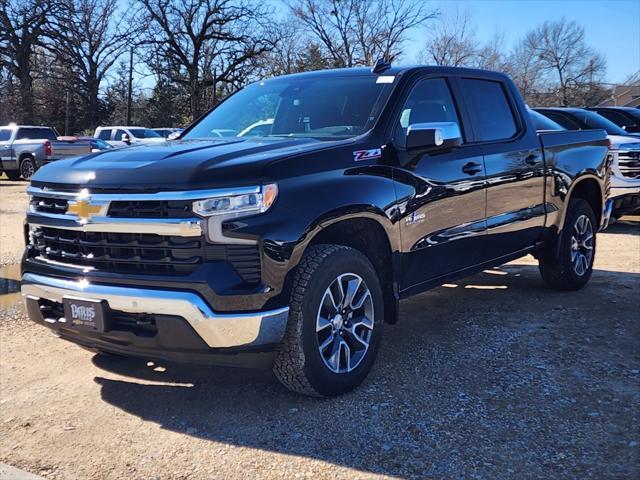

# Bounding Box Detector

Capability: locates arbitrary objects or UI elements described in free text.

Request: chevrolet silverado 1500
[21,65,611,397]
[0,125,92,180]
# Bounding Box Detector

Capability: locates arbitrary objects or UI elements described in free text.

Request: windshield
[571,110,627,135]
[184,75,394,141]
[129,128,161,139]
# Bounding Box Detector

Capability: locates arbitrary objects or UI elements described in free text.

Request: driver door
[393,77,488,290]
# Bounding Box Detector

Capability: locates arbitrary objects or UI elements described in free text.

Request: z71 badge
[353,148,382,161]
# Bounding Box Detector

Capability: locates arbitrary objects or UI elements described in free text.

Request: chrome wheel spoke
[351,289,371,311]
[344,325,369,349]
[316,315,332,333]
[353,314,374,330]
[343,277,362,309]
[327,336,342,371]
[319,332,335,353]
[323,289,340,312]
[340,339,351,372]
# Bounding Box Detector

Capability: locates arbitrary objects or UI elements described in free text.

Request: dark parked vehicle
[22,66,611,397]
[535,108,640,217]
[588,106,640,133]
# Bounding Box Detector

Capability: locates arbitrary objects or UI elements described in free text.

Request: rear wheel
[19,156,36,180]
[4,170,21,181]
[273,245,384,397]
[539,198,597,290]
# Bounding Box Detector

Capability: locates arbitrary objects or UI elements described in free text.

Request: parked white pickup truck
[0,125,92,180]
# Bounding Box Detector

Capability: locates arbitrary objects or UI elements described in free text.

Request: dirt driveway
[1,181,639,479]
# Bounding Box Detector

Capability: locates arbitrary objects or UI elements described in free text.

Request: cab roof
[264,65,510,82]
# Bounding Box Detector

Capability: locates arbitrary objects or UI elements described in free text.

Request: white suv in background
[94,126,165,147]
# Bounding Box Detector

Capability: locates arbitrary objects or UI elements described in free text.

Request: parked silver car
[0,125,92,180]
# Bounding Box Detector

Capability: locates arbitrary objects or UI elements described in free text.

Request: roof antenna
[371,57,391,74]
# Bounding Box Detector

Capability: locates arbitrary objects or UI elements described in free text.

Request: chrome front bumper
[21,273,289,349]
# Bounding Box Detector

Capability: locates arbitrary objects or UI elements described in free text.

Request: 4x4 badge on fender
[353,148,382,161]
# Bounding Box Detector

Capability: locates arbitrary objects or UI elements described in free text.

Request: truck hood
[31,137,332,190]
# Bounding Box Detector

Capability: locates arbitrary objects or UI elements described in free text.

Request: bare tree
[422,9,476,67]
[524,18,606,105]
[505,40,543,104]
[46,0,135,129]
[139,0,275,120]
[475,33,506,71]
[289,0,436,67]
[0,0,52,123]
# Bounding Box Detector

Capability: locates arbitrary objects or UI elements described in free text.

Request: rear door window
[97,129,112,140]
[461,79,518,141]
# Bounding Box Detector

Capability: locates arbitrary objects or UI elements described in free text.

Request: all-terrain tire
[539,198,597,291]
[273,244,384,397]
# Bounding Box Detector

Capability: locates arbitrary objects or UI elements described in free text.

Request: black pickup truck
[21,65,611,397]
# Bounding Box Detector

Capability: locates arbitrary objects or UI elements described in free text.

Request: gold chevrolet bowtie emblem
[67,200,102,221]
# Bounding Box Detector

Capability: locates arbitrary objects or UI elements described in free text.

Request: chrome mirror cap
[406,122,462,153]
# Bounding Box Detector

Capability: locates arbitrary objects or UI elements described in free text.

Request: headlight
[617,143,640,151]
[192,184,278,217]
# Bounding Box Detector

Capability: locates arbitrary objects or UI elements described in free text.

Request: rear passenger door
[393,76,488,289]
[459,77,546,258]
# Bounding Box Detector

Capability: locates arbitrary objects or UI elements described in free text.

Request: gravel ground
[0,182,639,479]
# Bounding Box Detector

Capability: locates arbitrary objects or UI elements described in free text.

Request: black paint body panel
[23,66,610,317]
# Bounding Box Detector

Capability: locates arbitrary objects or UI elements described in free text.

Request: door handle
[524,154,538,166]
[462,161,482,175]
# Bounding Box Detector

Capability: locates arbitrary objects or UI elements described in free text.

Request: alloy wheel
[570,214,594,276]
[20,159,35,179]
[315,273,374,374]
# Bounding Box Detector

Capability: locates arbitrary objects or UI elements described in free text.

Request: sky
[404,0,640,84]
[133,0,640,91]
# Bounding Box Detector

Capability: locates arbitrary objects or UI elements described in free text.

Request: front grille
[30,227,261,282]
[30,196,68,214]
[39,299,158,337]
[618,151,640,179]
[108,200,193,218]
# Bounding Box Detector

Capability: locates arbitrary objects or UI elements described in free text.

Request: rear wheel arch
[567,176,603,226]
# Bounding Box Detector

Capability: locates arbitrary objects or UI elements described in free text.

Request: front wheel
[273,245,384,397]
[539,198,597,290]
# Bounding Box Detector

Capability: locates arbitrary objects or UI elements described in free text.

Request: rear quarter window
[461,79,518,141]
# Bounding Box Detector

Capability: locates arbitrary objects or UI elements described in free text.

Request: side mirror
[167,131,181,141]
[121,133,131,144]
[406,122,462,154]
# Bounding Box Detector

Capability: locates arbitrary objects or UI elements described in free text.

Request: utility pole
[212,69,217,105]
[126,47,134,125]
[64,89,70,135]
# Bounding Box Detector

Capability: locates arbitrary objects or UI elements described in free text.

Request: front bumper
[21,272,289,366]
